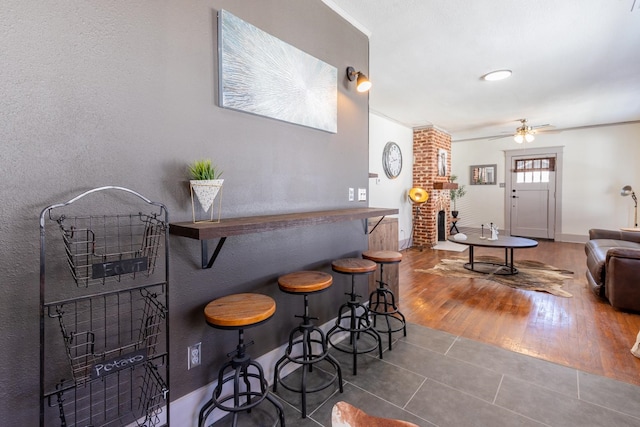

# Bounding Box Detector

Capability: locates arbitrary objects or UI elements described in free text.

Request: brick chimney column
[412,127,452,248]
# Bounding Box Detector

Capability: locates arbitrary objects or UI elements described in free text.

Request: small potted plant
[449,174,466,217]
[188,159,223,222]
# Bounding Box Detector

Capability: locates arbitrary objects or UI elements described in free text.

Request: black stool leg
[274,293,342,418]
[327,273,382,375]
[368,263,407,351]
[264,391,286,427]
[199,328,286,427]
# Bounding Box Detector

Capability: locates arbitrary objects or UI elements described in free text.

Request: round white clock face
[382,142,402,179]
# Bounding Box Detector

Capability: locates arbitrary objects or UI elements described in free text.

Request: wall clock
[382,141,403,179]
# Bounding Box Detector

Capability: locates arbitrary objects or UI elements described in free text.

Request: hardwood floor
[397,239,640,386]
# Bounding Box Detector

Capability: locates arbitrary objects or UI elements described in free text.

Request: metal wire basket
[48,359,168,427]
[48,286,167,386]
[56,212,166,287]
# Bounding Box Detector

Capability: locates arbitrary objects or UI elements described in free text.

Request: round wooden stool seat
[204,293,275,328]
[331,258,377,274]
[199,292,285,426]
[362,250,402,264]
[278,271,333,294]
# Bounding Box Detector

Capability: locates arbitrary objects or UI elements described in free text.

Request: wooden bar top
[169,207,398,240]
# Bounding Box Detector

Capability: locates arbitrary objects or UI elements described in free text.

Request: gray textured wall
[0,1,369,424]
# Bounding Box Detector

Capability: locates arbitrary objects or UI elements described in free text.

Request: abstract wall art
[218,10,338,133]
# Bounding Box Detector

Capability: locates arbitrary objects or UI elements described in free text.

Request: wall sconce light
[621,185,638,227]
[346,66,371,92]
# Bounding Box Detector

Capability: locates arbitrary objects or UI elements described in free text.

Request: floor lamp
[407,187,428,249]
[621,185,638,227]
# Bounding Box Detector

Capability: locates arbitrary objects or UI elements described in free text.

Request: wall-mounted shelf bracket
[367,216,386,234]
[201,237,227,269]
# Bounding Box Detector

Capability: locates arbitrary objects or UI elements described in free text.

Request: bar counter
[170,207,399,268]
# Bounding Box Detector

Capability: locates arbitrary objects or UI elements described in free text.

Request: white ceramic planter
[190,179,224,213]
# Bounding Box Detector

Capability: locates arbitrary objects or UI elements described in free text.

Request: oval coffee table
[448,234,538,275]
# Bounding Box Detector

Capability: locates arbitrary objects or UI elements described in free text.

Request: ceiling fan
[490,119,555,143]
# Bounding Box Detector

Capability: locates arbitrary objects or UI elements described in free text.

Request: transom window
[514,157,555,183]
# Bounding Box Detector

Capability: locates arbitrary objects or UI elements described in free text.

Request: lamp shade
[356,73,371,92]
[408,187,428,204]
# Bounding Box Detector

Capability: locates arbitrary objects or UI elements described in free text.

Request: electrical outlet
[358,188,367,201]
[348,187,354,201]
[188,342,201,370]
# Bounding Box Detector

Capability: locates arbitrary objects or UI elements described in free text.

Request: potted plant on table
[449,174,466,218]
[188,159,224,222]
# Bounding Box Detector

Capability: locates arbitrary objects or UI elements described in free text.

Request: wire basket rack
[55,212,166,288]
[40,187,170,427]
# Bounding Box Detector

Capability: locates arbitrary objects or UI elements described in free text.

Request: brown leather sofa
[585,229,640,312]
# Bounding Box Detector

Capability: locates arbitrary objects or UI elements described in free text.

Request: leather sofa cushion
[585,239,640,284]
[589,229,640,244]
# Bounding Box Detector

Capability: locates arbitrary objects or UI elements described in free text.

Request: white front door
[507,150,561,240]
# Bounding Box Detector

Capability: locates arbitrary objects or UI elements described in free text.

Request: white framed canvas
[218,10,338,133]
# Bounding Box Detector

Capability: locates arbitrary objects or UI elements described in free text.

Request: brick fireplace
[412,126,456,248]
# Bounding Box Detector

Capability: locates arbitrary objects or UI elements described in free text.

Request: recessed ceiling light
[482,70,512,81]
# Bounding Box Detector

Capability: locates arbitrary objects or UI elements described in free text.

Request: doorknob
[512,195,519,198]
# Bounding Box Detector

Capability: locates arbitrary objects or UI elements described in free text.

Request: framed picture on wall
[218,9,338,133]
[438,149,447,176]
[470,164,497,185]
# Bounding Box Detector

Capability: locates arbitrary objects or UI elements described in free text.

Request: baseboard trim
[556,233,588,243]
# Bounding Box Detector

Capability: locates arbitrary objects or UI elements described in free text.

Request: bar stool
[326,258,383,375]
[362,250,407,350]
[273,271,343,418]
[198,293,285,427]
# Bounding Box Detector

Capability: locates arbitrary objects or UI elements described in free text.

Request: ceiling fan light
[482,69,512,81]
[511,119,539,144]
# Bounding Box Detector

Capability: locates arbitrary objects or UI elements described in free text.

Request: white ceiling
[324,0,640,141]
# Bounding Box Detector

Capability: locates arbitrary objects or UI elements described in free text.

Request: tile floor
[212,323,640,426]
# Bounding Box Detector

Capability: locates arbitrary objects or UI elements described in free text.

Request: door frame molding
[504,146,564,239]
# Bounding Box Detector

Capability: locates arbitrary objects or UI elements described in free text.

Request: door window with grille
[514,157,555,183]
